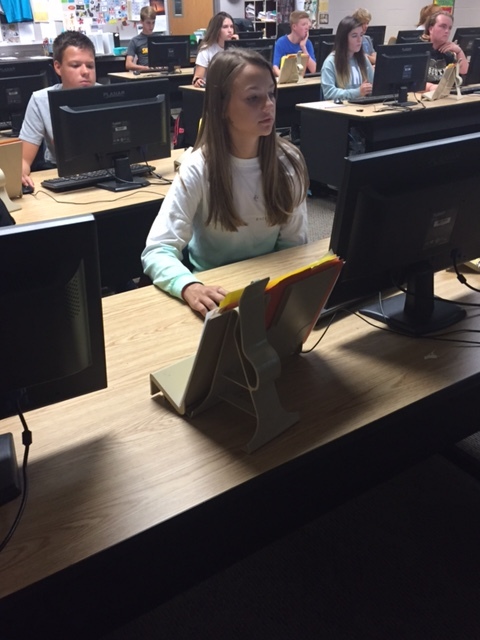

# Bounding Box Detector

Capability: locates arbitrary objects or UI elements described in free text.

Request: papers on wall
[18,22,36,43]
[31,0,49,22]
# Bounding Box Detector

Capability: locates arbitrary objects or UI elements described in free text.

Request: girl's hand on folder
[182,282,228,317]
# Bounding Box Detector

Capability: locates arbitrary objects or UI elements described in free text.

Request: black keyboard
[348,93,398,105]
[450,85,480,95]
[41,164,156,192]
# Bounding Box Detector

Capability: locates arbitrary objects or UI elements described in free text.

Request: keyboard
[450,85,480,95]
[348,94,398,105]
[41,164,156,192]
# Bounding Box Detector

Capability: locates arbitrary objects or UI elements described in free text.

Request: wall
[218,0,480,36]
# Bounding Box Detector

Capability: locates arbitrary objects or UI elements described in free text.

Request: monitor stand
[359,263,466,336]
[96,156,149,192]
[391,85,417,108]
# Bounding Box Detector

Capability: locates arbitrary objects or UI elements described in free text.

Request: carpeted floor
[101,454,480,640]
[306,189,336,242]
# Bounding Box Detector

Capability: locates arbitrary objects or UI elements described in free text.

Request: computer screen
[372,42,432,105]
[0,59,54,136]
[453,27,480,57]
[328,132,480,335]
[309,28,334,37]
[396,29,422,44]
[48,79,171,192]
[316,36,335,70]
[225,38,275,63]
[238,31,264,40]
[277,23,291,38]
[365,25,386,48]
[147,34,190,71]
[0,214,107,420]
[464,38,480,85]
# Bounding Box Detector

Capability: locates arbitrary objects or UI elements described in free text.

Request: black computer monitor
[277,23,291,38]
[238,31,264,40]
[328,132,480,336]
[48,79,171,192]
[309,28,334,37]
[365,25,386,48]
[316,36,335,70]
[147,34,190,72]
[0,59,54,136]
[224,38,275,64]
[453,27,480,57]
[372,42,432,106]
[396,29,422,44]
[0,215,107,502]
[464,38,480,85]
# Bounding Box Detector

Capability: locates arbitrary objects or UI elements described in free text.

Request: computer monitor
[396,29,422,44]
[224,38,275,64]
[453,27,480,57]
[309,28,334,37]
[147,34,190,72]
[328,132,480,336]
[48,79,171,192]
[0,59,54,136]
[238,31,264,40]
[316,36,335,70]
[0,215,107,502]
[277,23,291,38]
[365,25,386,48]
[463,38,480,85]
[372,42,432,106]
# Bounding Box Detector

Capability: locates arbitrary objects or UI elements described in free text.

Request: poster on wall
[62,0,130,31]
[127,0,149,21]
[317,0,328,26]
[434,0,454,14]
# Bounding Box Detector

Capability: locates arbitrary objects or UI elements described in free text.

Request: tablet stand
[150,256,343,451]
[150,279,299,453]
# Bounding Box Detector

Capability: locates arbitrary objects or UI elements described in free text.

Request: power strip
[0,433,21,505]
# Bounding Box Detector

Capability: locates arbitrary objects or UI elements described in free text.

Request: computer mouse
[334,97,343,104]
[22,184,34,195]
[133,70,141,75]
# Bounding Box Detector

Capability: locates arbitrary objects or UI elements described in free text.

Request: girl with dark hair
[143,49,309,316]
[320,16,373,101]
[192,12,239,87]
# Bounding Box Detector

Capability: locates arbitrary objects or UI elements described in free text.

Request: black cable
[452,251,480,293]
[302,310,338,353]
[0,405,32,553]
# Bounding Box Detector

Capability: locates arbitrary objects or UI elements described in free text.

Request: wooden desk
[14,152,180,288]
[180,76,321,147]
[1,239,480,637]
[297,93,480,188]
[108,68,194,109]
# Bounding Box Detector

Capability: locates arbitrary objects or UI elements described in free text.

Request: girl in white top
[142,49,309,317]
[193,12,239,87]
